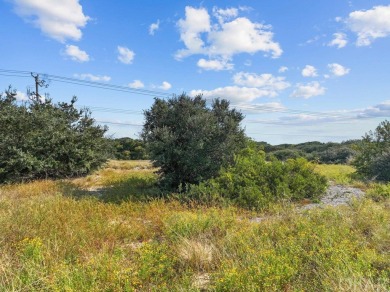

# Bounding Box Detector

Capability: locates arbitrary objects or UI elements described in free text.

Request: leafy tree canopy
[142,93,246,191]
[353,120,390,181]
[0,87,111,183]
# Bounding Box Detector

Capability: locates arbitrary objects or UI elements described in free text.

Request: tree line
[1,86,389,207]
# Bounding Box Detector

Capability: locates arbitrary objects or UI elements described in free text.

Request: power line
[95,120,143,126]
[1,68,386,127]
[0,69,173,98]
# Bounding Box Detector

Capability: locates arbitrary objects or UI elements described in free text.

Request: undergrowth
[0,161,389,291]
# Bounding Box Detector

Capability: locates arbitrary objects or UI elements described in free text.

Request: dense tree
[110,137,147,160]
[0,87,111,183]
[353,120,390,181]
[142,94,246,191]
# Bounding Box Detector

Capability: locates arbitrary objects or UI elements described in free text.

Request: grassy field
[0,161,389,291]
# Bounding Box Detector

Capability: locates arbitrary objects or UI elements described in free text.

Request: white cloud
[212,7,238,24]
[346,5,390,46]
[128,80,144,89]
[191,86,279,103]
[278,114,338,125]
[278,66,288,73]
[328,63,350,77]
[176,6,211,58]
[291,81,326,99]
[356,100,390,118]
[234,102,286,113]
[12,0,89,42]
[159,81,172,90]
[301,65,318,77]
[197,58,233,71]
[208,17,282,58]
[117,46,135,64]
[328,32,348,48]
[233,72,290,93]
[74,73,111,82]
[176,6,282,61]
[16,91,28,101]
[64,45,89,62]
[149,20,160,35]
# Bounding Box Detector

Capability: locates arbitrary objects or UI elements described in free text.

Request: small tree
[353,120,390,181]
[142,94,246,191]
[0,87,111,183]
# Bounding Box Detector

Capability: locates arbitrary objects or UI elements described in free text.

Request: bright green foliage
[0,87,111,183]
[188,148,328,210]
[110,137,147,160]
[366,183,390,202]
[353,120,390,181]
[142,94,246,191]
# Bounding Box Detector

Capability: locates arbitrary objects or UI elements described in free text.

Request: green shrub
[0,87,111,183]
[353,120,390,182]
[366,183,390,202]
[187,148,328,210]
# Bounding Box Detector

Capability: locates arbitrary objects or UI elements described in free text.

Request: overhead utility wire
[0,69,173,98]
[0,68,354,119]
[0,68,384,124]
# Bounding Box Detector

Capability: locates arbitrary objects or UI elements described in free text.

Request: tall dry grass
[0,161,389,291]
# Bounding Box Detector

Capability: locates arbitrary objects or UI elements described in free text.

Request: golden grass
[0,160,389,291]
[314,163,356,185]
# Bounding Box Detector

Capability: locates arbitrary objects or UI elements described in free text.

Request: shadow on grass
[59,176,162,204]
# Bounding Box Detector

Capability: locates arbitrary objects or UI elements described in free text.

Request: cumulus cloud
[176,6,211,58]
[12,0,90,42]
[301,65,318,77]
[128,80,144,89]
[278,66,288,73]
[197,58,233,71]
[117,46,135,64]
[191,71,289,103]
[191,86,278,103]
[328,32,348,48]
[159,81,172,90]
[74,73,111,82]
[291,81,326,99]
[16,91,28,101]
[328,63,350,77]
[176,6,282,61]
[212,7,238,24]
[346,5,390,46]
[149,20,160,35]
[64,45,89,62]
[233,72,290,93]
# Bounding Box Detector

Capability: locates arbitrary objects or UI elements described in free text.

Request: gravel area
[300,185,365,210]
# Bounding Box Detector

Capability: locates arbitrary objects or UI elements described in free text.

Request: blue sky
[1,0,390,144]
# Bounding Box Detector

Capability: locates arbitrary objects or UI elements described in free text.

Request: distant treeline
[256,140,359,164]
[108,137,148,160]
[110,137,359,165]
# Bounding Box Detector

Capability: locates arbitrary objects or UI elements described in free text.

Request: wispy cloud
[117,46,135,64]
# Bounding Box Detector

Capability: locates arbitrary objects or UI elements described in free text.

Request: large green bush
[142,94,246,191]
[187,148,328,210]
[0,87,111,183]
[353,120,390,181]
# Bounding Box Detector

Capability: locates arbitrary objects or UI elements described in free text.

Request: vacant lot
[0,161,389,291]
